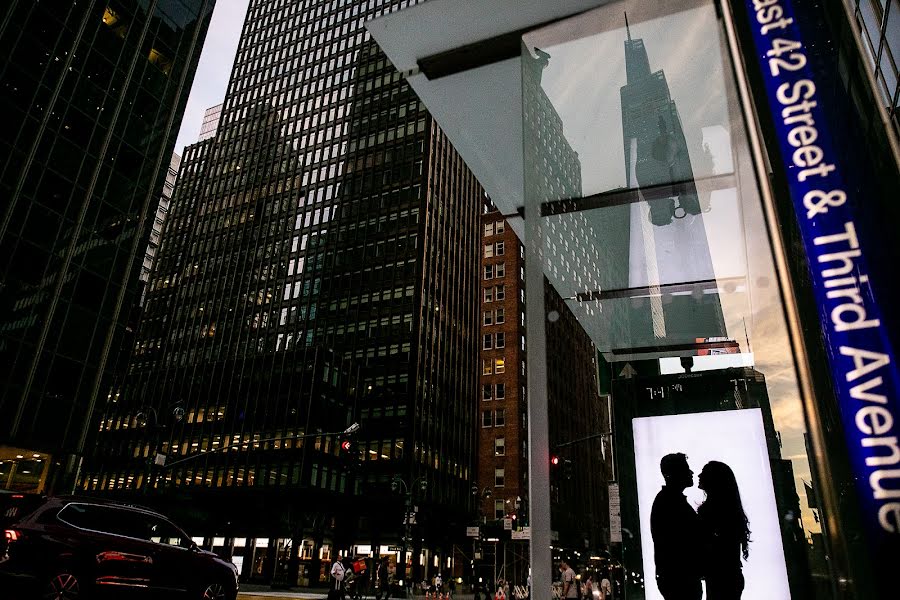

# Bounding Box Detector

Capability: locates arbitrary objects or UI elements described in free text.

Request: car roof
[47,495,174,519]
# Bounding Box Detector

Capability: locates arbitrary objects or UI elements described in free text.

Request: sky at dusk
[173,0,251,154]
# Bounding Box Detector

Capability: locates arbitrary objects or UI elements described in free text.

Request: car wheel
[43,572,80,600]
[201,581,230,600]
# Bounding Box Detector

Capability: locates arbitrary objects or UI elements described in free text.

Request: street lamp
[391,474,428,592]
[135,403,185,493]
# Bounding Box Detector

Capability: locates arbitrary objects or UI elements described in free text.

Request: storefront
[369,1,900,598]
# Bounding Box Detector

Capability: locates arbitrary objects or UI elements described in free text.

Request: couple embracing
[650,453,750,600]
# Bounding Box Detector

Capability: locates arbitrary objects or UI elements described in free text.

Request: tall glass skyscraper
[0,0,215,492]
[84,0,482,585]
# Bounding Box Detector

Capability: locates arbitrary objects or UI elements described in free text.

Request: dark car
[0,495,238,599]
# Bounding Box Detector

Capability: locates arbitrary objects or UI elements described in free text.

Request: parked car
[0,495,238,599]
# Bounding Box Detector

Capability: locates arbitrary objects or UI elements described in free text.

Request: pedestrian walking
[376,557,391,600]
[581,574,593,600]
[494,581,507,600]
[600,573,612,600]
[330,554,347,600]
[560,561,578,600]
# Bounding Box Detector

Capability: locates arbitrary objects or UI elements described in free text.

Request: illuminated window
[483,359,493,375]
[484,244,494,258]
[494,499,505,519]
[484,223,494,236]
[494,358,505,374]
[495,438,505,456]
[494,468,505,487]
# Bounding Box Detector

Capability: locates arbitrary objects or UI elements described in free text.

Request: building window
[495,437,506,456]
[484,223,494,237]
[482,410,493,428]
[495,468,505,487]
[495,409,506,427]
[495,285,505,301]
[496,220,505,234]
[483,359,493,375]
[495,499,505,519]
[484,288,493,302]
[495,383,505,399]
[484,264,494,280]
[495,241,505,255]
[495,358,505,374]
[483,311,493,326]
[495,308,505,324]
[483,334,493,350]
[484,244,494,258]
[483,384,493,401]
[495,262,505,277]
[495,332,505,348]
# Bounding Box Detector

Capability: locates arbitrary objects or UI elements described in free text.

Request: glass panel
[522,2,835,599]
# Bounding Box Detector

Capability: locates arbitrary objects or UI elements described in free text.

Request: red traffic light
[341,440,352,451]
[550,455,560,466]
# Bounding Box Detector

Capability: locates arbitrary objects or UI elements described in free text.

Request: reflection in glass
[522,1,833,599]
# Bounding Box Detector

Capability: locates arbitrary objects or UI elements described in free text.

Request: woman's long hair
[699,460,751,560]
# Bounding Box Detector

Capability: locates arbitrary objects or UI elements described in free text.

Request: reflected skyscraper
[618,18,726,347]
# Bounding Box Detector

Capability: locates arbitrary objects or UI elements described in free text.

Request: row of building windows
[483,383,506,400]
[483,308,505,325]
[484,241,505,258]
[483,262,505,279]
[482,358,505,375]
[483,220,506,237]
[483,285,505,302]
[481,409,506,428]
[483,332,505,350]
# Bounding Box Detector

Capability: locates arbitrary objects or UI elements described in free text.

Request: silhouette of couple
[650,453,750,600]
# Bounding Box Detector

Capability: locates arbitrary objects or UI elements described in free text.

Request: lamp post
[135,403,185,494]
[391,474,427,593]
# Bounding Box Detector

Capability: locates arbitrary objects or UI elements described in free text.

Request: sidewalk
[236,587,476,600]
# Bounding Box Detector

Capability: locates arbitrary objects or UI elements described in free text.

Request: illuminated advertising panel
[633,409,790,600]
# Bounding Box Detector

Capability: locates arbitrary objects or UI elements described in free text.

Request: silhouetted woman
[697,461,750,600]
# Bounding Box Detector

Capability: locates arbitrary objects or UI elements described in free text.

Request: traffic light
[563,459,574,480]
[550,455,560,466]
[341,439,352,452]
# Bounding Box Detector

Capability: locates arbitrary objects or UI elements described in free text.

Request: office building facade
[141,153,182,285]
[83,0,482,586]
[0,0,214,492]
[477,208,610,563]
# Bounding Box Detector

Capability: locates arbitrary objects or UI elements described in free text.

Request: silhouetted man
[651,453,701,600]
